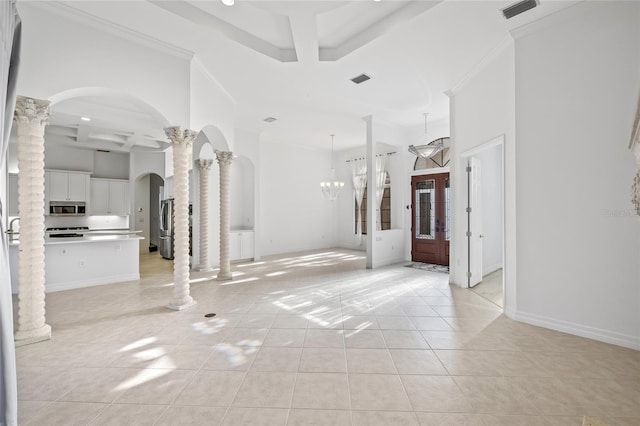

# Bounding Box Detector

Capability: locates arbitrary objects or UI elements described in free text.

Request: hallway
[14,250,640,425]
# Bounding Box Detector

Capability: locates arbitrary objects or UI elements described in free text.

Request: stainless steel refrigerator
[159,198,174,259]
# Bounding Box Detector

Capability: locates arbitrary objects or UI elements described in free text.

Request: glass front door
[411,173,450,266]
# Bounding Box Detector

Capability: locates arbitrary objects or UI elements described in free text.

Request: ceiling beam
[288,12,319,64]
[149,0,297,62]
[320,0,442,61]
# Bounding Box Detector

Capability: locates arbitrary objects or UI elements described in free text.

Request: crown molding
[446,35,514,97]
[191,56,237,106]
[26,1,194,61]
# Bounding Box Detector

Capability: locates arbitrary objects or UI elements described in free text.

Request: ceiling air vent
[502,0,538,19]
[263,117,277,123]
[351,74,371,84]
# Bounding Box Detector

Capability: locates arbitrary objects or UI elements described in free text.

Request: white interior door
[468,157,483,287]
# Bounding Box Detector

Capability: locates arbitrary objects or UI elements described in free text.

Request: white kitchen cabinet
[48,170,89,201]
[230,230,254,262]
[163,176,174,199]
[7,173,18,216]
[108,180,129,215]
[91,178,130,215]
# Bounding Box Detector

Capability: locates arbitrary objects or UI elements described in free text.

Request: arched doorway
[133,173,165,253]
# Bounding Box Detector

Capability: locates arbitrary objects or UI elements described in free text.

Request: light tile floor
[14,249,640,426]
[470,269,504,308]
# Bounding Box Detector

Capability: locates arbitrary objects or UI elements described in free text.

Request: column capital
[195,158,214,171]
[14,96,51,126]
[165,126,198,147]
[215,150,234,166]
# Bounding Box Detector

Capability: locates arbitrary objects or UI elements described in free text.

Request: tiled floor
[470,269,503,308]
[14,249,640,425]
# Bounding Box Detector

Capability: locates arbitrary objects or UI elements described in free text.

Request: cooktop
[46,226,89,238]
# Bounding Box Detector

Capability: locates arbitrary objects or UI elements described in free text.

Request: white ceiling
[38,0,577,152]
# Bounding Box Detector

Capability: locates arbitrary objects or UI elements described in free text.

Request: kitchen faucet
[6,217,19,241]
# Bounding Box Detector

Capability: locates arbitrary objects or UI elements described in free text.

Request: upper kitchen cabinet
[47,170,91,202]
[91,178,130,215]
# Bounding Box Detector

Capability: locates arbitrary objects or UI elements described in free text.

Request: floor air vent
[502,0,538,19]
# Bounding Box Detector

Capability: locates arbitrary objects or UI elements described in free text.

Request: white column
[195,159,213,271]
[216,151,233,281]
[13,96,51,346]
[364,115,377,270]
[165,127,198,310]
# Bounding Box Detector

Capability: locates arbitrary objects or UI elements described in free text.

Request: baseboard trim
[11,273,141,294]
[514,309,640,350]
[483,264,503,277]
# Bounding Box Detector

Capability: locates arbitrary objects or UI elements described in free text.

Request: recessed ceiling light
[80,116,91,122]
[351,74,371,84]
[221,0,234,6]
[263,117,277,123]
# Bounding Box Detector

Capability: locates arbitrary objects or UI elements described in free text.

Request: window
[355,171,391,234]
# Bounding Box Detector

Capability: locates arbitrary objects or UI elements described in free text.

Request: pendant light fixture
[408,113,444,159]
[320,134,344,201]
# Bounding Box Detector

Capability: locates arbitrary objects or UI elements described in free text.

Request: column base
[14,324,52,347]
[196,265,214,272]
[216,272,233,281]
[166,299,198,311]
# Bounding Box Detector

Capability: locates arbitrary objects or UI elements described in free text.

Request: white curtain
[0,8,21,426]
[351,158,367,242]
[375,155,387,231]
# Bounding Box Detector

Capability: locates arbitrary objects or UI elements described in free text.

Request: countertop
[9,231,144,246]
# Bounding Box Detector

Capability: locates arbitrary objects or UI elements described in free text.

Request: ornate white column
[216,151,233,281]
[165,127,198,310]
[13,97,51,346]
[195,159,213,271]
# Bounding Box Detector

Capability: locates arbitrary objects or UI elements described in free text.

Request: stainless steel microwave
[49,201,86,216]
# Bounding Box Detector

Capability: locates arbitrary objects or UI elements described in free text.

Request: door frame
[408,166,450,263]
[460,136,505,303]
[410,172,450,266]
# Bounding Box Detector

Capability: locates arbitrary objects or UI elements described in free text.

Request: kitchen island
[9,233,144,293]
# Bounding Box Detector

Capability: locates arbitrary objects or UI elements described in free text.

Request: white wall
[93,151,129,179]
[259,140,336,257]
[16,2,190,127]
[230,156,254,230]
[190,59,236,151]
[131,151,164,184]
[513,1,640,348]
[42,145,93,173]
[449,42,516,299]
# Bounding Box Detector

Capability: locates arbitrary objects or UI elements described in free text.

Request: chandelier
[320,134,344,201]
[408,113,444,159]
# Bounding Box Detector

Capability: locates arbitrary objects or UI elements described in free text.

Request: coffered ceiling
[23,0,578,152]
